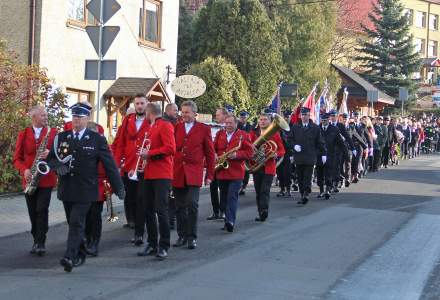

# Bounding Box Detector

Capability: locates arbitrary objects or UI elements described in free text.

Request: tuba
[245,114,290,173]
[128,132,150,181]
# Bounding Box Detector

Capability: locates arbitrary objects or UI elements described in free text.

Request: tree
[356,0,421,100]
[0,40,67,193]
[186,56,251,115]
[261,0,341,97]
[192,0,283,108]
[177,0,195,74]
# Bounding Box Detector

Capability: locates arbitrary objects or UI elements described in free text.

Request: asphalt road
[0,154,439,300]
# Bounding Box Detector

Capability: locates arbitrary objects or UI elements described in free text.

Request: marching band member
[214,114,253,232]
[114,94,150,245]
[13,105,57,256]
[316,113,344,199]
[137,102,176,260]
[276,110,293,198]
[207,108,228,221]
[289,107,326,205]
[250,112,285,221]
[84,122,108,257]
[48,102,124,272]
[237,110,252,195]
[172,101,215,249]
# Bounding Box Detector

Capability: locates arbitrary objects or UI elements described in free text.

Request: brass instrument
[245,114,290,173]
[104,180,118,223]
[215,135,243,171]
[25,129,51,195]
[128,132,150,181]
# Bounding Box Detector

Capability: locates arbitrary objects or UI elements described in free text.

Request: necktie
[75,132,80,141]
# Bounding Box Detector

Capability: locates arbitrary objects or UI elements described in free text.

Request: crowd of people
[12,95,439,273]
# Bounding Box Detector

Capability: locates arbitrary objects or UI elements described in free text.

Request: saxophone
[24,129,51,195]
[215,135,243,171]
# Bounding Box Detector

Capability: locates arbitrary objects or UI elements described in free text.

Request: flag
[315,94,326,124]
[339,87,349,115]
[302,83,318,122]
[270,82,282,114]
[290,102,302,124]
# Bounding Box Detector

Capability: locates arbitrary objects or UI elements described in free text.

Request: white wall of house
[38,0,179,129]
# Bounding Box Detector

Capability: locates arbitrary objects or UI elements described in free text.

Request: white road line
[329,214,440,300]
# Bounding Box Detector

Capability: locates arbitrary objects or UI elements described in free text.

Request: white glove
[289,156,294,163]
[352,150,357,157]
[294,145,302,152]
[368,148,373,156]
[322,156,327,164]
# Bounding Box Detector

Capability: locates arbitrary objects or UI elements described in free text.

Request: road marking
[329,214,440,300]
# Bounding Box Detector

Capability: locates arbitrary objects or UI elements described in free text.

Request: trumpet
[128,132,150,181]
[215,135,243,171]
[103,180,118,223]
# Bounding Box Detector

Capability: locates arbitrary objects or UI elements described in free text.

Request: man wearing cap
[373,116,387,171]
[237,110,252,195]
[350,112,370,183]
[316,113,345,199]
[329,109,354,191]
[13,105,58,256]
[48,102,125,272]
[288,107,326,205]
[276,110,294,198]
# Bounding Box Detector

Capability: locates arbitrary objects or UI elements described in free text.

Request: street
[0,154,439,300]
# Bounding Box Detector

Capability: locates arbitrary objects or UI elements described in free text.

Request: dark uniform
[48,103,124,272]
[276,110,294,197]
[316,114,345,199]
[288,107,326,205]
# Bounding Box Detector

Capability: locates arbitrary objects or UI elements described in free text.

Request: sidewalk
[0,192,124,238]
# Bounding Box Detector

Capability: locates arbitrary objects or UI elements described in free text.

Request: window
[139,0,162,48]
[428,40,438,57]
[67,0,96,28]
[415,11,427,28]
[430,14,439,30]
[404,9,414,25]
[65,89,92,120]
[415,38,426,54]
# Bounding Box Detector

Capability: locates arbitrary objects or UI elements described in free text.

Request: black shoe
[352,177,359,184]
[317,192,324,199]
[276,191,285,197]
[384,165,388,169]
[36,243,46,256]
[206,213,219,220]
[285,191,292,197]
[219,213,226,220]
[225,222,234,232]
[60,257,73,273]
[72,253,86,268]
[134,236,144,246]
[292,184,299,191]
[156,248,168,260]
[297,197,309,206]
[173,237,187,248]
[187,239,197,250]
[137,245,158,257]
[239,189,245,196]
[324,192,331,200]
[344,180,350,188]
[30,243,38,255]
[333,187,339,193]
[123,223,131,229]
[86,241,98,257]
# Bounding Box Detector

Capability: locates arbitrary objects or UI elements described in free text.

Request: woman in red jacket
[215,115,253,232]
[249,113,285,222]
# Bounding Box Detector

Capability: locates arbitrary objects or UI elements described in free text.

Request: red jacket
[13,127,58,189]
[249,131,285,175]
[143,118,176,180]
[172,121,215,188]
[214,129,253,180]
[114,114,150,173]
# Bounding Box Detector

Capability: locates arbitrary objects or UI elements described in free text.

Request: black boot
[317,186,324,198]
[276,188,285,197]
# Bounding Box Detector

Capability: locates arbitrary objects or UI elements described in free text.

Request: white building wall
[38,0,179,129]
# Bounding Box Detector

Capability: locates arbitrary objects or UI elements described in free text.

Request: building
[333,64,395,116]
[0,0,179,137]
